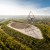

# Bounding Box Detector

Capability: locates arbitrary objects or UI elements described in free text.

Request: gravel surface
[7,22,43,39]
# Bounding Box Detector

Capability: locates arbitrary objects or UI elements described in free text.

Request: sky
[0,0,50,15]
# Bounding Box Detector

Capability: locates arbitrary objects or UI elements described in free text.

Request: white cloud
[0,4,30,15]
[35,7,50,15]
[0,0,50,15]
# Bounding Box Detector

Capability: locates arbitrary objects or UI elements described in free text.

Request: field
[0,18,50,50]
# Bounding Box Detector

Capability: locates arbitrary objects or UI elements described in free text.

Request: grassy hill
[0,26,31,50]
[0,20,50,50]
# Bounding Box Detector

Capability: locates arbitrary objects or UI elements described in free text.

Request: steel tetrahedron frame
[24,11,35,32]
[27,11,34,24]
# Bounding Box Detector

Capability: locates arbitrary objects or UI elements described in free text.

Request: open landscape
[0,0,50,50]
[0,16,50,50]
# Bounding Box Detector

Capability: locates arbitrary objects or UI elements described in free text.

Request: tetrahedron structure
[24,11,35,32]
[27,11,34,24]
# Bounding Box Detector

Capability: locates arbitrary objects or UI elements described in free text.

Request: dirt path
[7,22,43,39]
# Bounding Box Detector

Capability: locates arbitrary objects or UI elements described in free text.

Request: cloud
[0,0,50,15]
[0,2,30,15]
[35,7,50,15]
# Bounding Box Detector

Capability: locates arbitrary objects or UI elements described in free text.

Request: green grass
[1,20,50,50]
[0,28,31,50]
[0,40,9,50]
